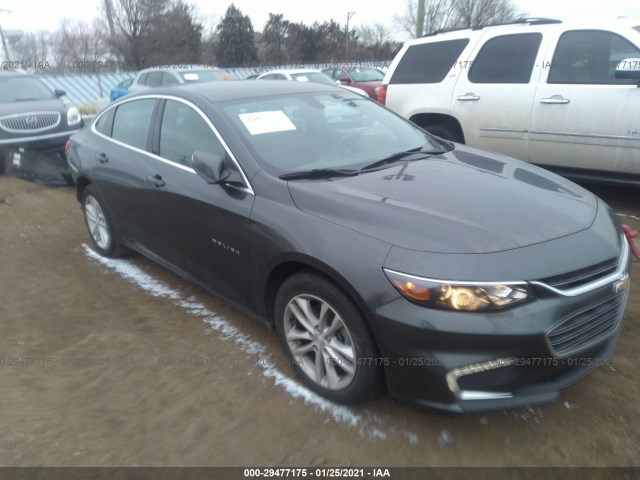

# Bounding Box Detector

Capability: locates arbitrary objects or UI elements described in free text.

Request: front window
[220,92,440,174]
[159,100,225,167]
[548,30,640,84]
[349,68,385,82]
[0,77,54,103]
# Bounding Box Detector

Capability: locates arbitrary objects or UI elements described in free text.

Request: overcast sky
[1,0,640,39]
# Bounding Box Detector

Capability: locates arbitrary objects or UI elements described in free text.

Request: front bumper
[0,130,81,185]
[373,243,630,413]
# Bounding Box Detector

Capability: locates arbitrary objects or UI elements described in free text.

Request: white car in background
[257,69,369,97]
[381,18,640,185]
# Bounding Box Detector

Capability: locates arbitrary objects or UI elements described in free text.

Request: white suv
[381,18,640,185]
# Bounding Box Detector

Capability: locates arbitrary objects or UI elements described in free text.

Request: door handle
[540,95,570,104]
[457,93,480,101]
[147,174,165,188]
[95,153,109,163]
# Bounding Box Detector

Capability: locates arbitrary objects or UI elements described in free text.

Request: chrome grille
[547,293,626,357]
[540,257,618,290]
[0,112,61,133]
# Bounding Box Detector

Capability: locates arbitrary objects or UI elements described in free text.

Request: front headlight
[384,269,533,312]
[67,106,82,127]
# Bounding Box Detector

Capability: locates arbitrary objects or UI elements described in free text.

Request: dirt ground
[0,174,639,467]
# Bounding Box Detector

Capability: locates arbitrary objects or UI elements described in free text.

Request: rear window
[390,39,469,84]
[111,99,156,150]
[181,70,232,82]
[469,33,542,84]
[291,72,335,85]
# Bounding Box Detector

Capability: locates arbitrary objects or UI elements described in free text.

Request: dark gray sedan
[67,81,631,412]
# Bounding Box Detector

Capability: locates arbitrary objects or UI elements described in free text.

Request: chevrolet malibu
[67,81,631,412]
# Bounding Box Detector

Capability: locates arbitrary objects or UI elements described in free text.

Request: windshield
[349,68,385,82]
[220,92,440,175]
[181,70,232,82]
[291,72,336,86]
[0,77,54,103]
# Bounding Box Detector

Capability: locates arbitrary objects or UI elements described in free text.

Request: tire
[81,184,128,258]
[424,123,463,143]
[274,272,383,404]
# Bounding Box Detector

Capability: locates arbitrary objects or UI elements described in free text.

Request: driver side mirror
[192,150,244,187]
[54,88,67,97]
[337,78,351,85]
[615,58,640,84]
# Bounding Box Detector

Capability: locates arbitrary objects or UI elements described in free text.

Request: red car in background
[322,67,385,101]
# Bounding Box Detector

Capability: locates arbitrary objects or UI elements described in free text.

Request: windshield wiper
[358,146,448,172]
[279,168,359,181]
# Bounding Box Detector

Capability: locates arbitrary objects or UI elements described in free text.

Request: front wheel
[81,184,128,258]
[274,272,383,404]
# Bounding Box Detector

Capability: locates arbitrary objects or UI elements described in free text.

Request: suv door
[529,29,640,176]
[452,31,547,160]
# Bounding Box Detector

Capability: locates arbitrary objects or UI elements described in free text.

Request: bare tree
[395,0,520,38]
[358,23,392,60]
[57,19,108,72]
[11,30,50,69]
[452,0,519,28]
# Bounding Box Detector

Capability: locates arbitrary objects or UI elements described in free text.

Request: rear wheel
[81,184,128,257]
[274,272,382,404]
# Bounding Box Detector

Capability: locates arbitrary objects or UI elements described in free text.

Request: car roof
[407,18,640,45]
[124,79,350,104]
[261,69,324,75]
[138,65,226,73]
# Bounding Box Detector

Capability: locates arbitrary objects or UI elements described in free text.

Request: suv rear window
[469,33,542,84]
[390,39,469,84]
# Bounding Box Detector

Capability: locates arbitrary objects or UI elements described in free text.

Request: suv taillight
[64,139,71,158]
[376,84,387,104]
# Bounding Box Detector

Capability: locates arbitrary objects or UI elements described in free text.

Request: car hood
[287,146,598,254]
[0,98,66,116]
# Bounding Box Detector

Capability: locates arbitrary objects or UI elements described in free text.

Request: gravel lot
[0,175,639,467]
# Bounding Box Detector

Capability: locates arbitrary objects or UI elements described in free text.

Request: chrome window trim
[90,94,254,195]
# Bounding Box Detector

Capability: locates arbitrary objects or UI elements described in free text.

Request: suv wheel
[274,272,382,404]
[425,123,463,143]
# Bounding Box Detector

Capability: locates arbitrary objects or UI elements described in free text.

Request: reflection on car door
[145,98,255,305]
[530,29,640,175]
[453,31,547,161]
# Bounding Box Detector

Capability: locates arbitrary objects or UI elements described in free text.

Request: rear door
[87,98,158,246]
[452,30,548,160]
[529,29,640,175]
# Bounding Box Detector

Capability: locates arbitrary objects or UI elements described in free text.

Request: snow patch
[83,245,419,444]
